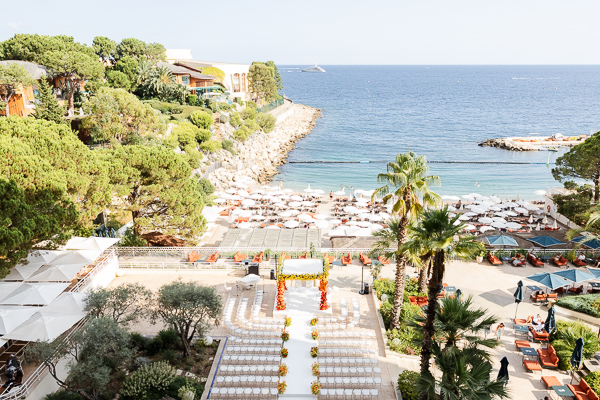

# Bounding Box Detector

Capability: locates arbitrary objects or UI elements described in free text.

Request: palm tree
[567,205,600,249]
[416,296,507,400]
[405,207,484,398]
[372,152,440,330]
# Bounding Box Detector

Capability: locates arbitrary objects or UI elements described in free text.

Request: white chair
[261,388,269,398]
[211,387,220,397]
[344,388,353,399]
[252,387,261,398]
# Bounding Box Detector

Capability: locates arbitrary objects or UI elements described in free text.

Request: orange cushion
[524,360,542,371]
[542,376,561,388]
[581,380,591,392]
[589,390,599,400]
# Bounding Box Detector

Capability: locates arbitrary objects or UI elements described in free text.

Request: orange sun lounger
[377,256,389,265]
[252,252,263,263]
[206,251,219,263]
[341,253,352,265]
[233,251,247,263]
[359,252,371,265]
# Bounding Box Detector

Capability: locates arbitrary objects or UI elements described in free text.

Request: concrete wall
[83,256,120,292]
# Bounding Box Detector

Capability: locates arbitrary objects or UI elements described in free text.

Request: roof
[156,62,215,81]
[177,59,250,68]
[0,60,47,79]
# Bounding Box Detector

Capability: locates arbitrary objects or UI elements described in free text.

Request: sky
[2,0,600,65]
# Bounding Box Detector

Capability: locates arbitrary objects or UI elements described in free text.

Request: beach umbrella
[552,220,558,230]
[514,281,523,319]
[455,289,462,300]
[266,225,280,229]
[542,215,548,224]
[2,310,85,342]
[587,268,600,279]
[480,226,495,233]
[504,222,523,230]
[250,215,265,221]
[489,206,502,211]
[27,264,86,282]
[289,201,303,208]
[237,210,253,218]
[544,306,556,334]
[315,220,330,229]
[298,213,315,222]
[478,217,493,224]
[225,188,237,194]
[358,213,371,220]
[463,224,477,231]
[0,306,40,335]
[279,210,294,217]
[214,198,226,204]
[241,199,256,207]
[497,356,509,384]
[527,236,566,247]
[49,250,101,266]
[65,237,120,252]
[237,190,249,197]
[492,217,507,223]
[238,222,253,229]
[45,292,87,314]
[379,212,391,219]
[290,195,303,201]
[486,235,518,246]
[490,196,502,203]
[534,190,547,196]
[2,252,63,281]
[504,202,518,208]
[571,236,600,250]
[514,207,529,214]
[328,218,342,225]
[282,188,294,193]
[462,194,476,201]
[303,185,313,193]
[249,194,263,200]
[446,205,457,212]
[234,182,248,189]
[0,282,70,306]
[524,203,540,211]
[369,224,383,232]
[284,220,299,229]
[328,227,347,237]
[463,212,477,217]
[346,221,361,226]
[468,193,482,198]
[367,214,383,222]
[554,268,595,283]
[343,206,358,213]
[458,215,471,221]
[313,189,325,194]
[310,193,323,198]
[526,272,571,290]
[334,189,346,196]
[570,338,585,370]
[528,215,534,223]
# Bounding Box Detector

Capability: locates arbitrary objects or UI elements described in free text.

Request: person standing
[494,323,505,342]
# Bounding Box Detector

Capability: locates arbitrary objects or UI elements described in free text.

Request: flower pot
[476,256,483,263]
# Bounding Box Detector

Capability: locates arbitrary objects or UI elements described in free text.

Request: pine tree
[32,78,66,124]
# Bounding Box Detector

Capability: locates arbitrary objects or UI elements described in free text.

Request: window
[241,73,246,92]
[181,75,190,86]
[232,73,240,93]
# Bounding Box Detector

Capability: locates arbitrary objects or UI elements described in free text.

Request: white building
[166,49,251,101]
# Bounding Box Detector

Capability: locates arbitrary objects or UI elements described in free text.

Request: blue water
[274,66,600,199]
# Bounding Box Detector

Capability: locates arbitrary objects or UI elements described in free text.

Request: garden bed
[555,293,600,318]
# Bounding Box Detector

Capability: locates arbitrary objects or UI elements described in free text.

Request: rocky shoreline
[206,103,321,190]
[478,137,581,151]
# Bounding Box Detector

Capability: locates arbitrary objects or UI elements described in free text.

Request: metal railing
[70,249,117,293]
[256,97,284,113]
[202,161,222,179]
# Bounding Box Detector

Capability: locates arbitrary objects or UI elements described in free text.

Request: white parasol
[284,220,300,229]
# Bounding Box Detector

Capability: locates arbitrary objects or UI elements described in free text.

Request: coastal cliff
[206,103,321,189]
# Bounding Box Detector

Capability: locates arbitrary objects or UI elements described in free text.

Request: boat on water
[302,65,326,73]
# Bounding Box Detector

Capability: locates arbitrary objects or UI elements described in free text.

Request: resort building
[156,61,221,98]
[0,60,47,117]
[165,49,251,101]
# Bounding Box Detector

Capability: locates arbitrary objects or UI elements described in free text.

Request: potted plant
[279,364,288,376]
[310,380,322,395]
[476,249,486,263]
[310,346,319,358]
[312,362,320,376]
[278,381,287,394]
[281,348,288,358]
[310,317,318,326]
[265,249,271,261]
[281,330,290,342]
[311,329,319,340]
[284,316,292,327]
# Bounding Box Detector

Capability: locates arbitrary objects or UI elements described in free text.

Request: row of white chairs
[209,386,277,399]
[321,339,374,348]
[227,326,280,337]
[227,337,280,345]
[225,346,280,354]
[320,366,382,377]
[320,388,379,399]
[320,348,376,356]
[321,376,382,389]
[214,375,279,387]
[220,355,281,364]
[319,357,378,367]
[251,289,263,318]
[218,364,279,374]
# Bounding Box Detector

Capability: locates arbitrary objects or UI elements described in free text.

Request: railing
[70,249,117,293]
[202,161,222,179]
[119,261,247,270]
[256,97,284,113]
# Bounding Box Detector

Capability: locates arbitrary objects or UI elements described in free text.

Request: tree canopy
[0,62,35,116]
[32,77,66,124]
[154,281,222,357]
[248,62,279,103]
[82,87,166,144]
[92,36,116,63]
[109,145,208,240]
[84,283,152,325]
[553,132,600,202]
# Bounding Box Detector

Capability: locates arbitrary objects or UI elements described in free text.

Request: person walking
[494,323,505,342]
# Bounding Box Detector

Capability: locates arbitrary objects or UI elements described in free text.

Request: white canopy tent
[2,251,63,281]
[49,250,102,266]
[0,306,41,335]
[27,263,86,282]
[2,310,86,342]
[0,282,70,306]
[64,237,120,252]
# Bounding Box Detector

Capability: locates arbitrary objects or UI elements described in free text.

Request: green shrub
[198,178,214,196]
[387,327,422,355]
[585,372,600,396]
[119,228,147,247]
[397,370,419,400]
[120,361,176,400]
[230,112,242,128]
[172,122,198,147]
[157,329,181,350]
[222,139,234,154]
[200,140,222,153]
[130,332,150,350]
[240,107,257,121]
[257,113,276,133]
[166,377,204,400]
[556,294,600,317]
[195,128,212,143]
[373,278,395,300]
[551,320,600,370]
[233,125,252,142]
[404,277,422,296]
[245,101,257,109]
[218,113,229,124]
[183,145,202,169]
[161,349,178,363]
[380,301,393,328]
[187,94,198,106]
[146,336,164,355]
[106,219,123,231]
[189,110,213,129]
[45,391,84,400]
[243,118,260,132]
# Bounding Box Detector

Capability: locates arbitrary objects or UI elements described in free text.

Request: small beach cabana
[571,236,600,249]
[527,235,566,248]
[486,235,518,246]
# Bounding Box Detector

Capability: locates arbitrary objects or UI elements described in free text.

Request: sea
[274,65,600,200]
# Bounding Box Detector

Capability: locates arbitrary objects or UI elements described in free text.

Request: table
[521,346,538,360]
[514,324,529,337]
[590,282,600,288]
[527,285,543,292]
[445,286,457,292]
[551,385,574,399]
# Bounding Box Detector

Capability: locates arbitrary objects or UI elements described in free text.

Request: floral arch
[275,257,330,311]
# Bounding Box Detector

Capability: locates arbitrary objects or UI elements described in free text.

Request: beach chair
[537,345,559,368]
[341,253,352,265]
[359,252,371,265]
[530,327,550,342]
[417,296,428,307]
[219,209,230,216]
[377,256,390,265]
[280,252,291,260]
[551,255,568,267]
[530,293,547,303]
[568,285,584,295]
[234,251,247,263]
[206,251,219,263]
[553,287,566,295]
[568,378,599,400]
[408,296,418,306]
[252,252,263,263]
[487,253,502,265]
[323,253,335,264]
[515,340,531,350]
[541,376,561,389]
[188,251,201,263]
[523,360,543,373]
[527,254,544,267]
[572,258,587,267]
[299,252,309,259]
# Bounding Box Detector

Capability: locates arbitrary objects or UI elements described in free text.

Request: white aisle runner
[278,286,322,398]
